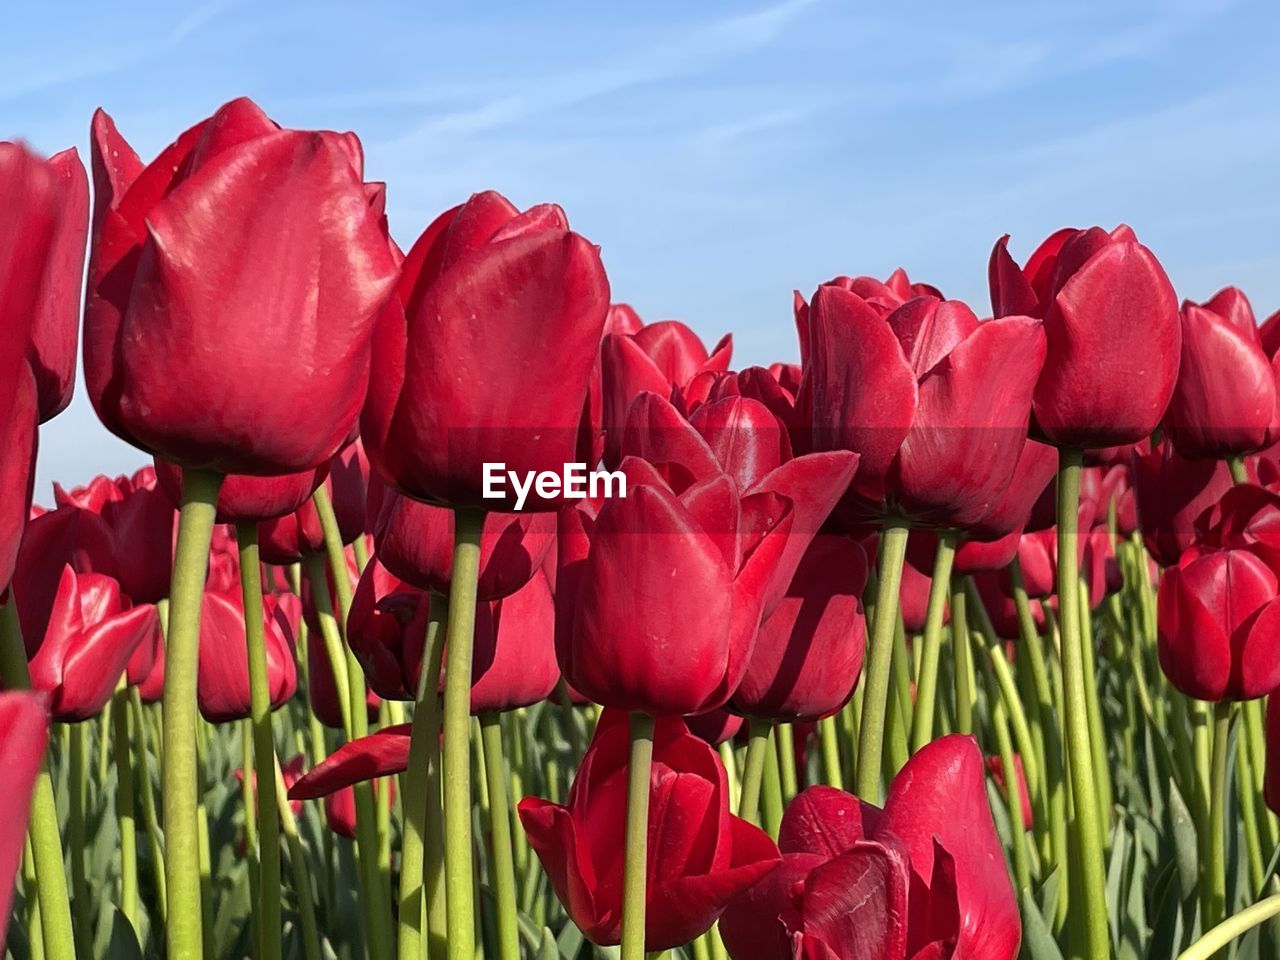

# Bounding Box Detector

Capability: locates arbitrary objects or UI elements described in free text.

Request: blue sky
[7,0,1280,492]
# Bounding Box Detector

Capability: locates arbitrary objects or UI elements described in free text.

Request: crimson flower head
[1131,439,1238,567]
[347,556,431,701]
[1158,485,1280,702]
[363,190,610,511]
[16,566,158,722]
[557,395,856,715]
[155,458,326,526]
[197,589,300,724]
[0,691,49,952]
[372,488,554,600]
[1164,287,1280,459]
[805,290,1045,528]
[86,97,398,475]
[599,315,733,467]
[518,711,780,951]
[56,466,176,603]
[720,735,1019,960]
[730,535,868,723]
[990,225,1180,448]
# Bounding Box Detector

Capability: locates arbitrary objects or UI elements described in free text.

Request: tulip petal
[778,785,884,857]
[288,723,412,800]
[0,692,49,950]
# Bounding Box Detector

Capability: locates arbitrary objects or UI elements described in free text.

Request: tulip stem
[817,714,844,790]
[1202,701,1233,933]
[910,530,958,753]
[0,600,76,960]
[737,719,771,825]
[950,583,973,736]
[761,726,785,838]
[399,592,448,960]
[622,712,656,960]
[129,688,167,922]
[158,467,222,960]
[443,508,485,960]
[236,523,282,960]
[112,684,139,932]
[480,713,520,960]
[1180,893,1280,960]
[1227,455,1249,484]
[1055,447,1109,958]
[68,720,89,950]
[856,519,910,802]
[272,754,322,960]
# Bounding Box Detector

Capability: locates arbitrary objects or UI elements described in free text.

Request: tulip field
[9,96,1280,960]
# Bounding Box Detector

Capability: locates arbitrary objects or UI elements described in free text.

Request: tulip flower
[347,557,431,701]
[557,447,851,716]
[518,711,780,951]
[372,489,554,600]
[806,291,1045,527]
[464,566,559,714]
[86,98,398,475]
[1132,439,1238,567]
[4,144,88,425]
[730,535,868,722]
[0,144,58,593]
[288,724,414,800]
[363,190,610,511]
[0,692,50,953]
[686,709,745,745]
[13,504,117,630]
[196,589,300,723]
[55,467,176,603]
[306,623,379,729]
[600,316,733,467]
[990,225,1180,448]
[16,566,157,721]
[720,735,1019,960]
[1158,543,1280,702]
[325,778,394,840]
[257,450,366,564]
[1165,288,1279,459]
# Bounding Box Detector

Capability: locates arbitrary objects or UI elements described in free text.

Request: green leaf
[1019,886,1064,960]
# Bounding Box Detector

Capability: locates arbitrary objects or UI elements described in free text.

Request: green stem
[160,467,222,960]
[443,508,485,960]
[1227,455,1250,484]
[481,714,520,960]
[1055,447,1108,958]
[776,722,798,804]
[856,519,910,801]
[273,754,321,960]
[737,719,771,825]
[1078,578,1113,837]
[910,531,958,752]
[817,714,844,790]
[1202,702,1233,933]
[761,725,784,839]
[1180,893,1280,960]
[112,685,139,931]
[22,835,45,960]
[1237,733,1266,896]
[399,593,448,960]
[236,523,282,960]
[622,713,656,960]
[68,721,89,952]
[130,689,166,923]
[0,601,76,960]
[950,582,973,737]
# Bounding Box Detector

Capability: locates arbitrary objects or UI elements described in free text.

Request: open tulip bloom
[10,92,1280,960]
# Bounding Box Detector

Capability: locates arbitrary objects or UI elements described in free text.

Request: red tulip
[55,467,176,603]
[730,535,867,722]
[0,143,59,592]
[519,711,780,950]
[1165,289,1278,459]
[196,589,299,724]
[806,290,1045,527]
[686,709,745,745]
[556,445,849,715]
[1158,542,1280,702]
[372,489,554,600]
[600,316,732,466]
[972,571,1043,640]
[990,226,1180,447]
[86,97,397,474]
[306,620,380,730]
[1132,439,1238,567]
[257,448,366,564]
[289,724,413,801]
[347,556,430,701]
[17,566,157,721]
[14,504,117,620]
[11,144,88,423]
[0,691,49,951]
[363,190,610,511]
[459,566,559,714]
[720,735,1019,960]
